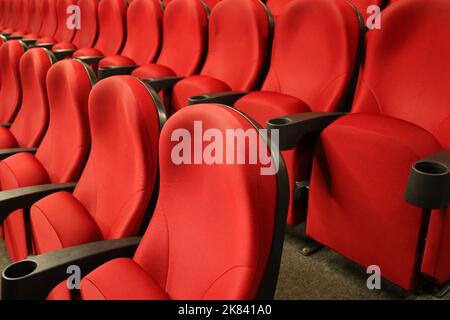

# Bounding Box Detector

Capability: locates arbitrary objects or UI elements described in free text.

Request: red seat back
[200,0,272,91]
[53,0,77,43]
[266,0,294,17]
[121,0,163,65]
[261,0,362,112]
[95,0,126,56]
[0,40,26,123]
[72,0,99,49]
[352,0,450,149]
[73,76,165,239]
[133,104,287,299]
[10,48,55,148]
[27,0,43,35]
[35,59,94,183]
[38,0,58,38]
[156,0,208,76]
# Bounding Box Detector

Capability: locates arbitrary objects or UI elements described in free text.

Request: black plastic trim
[33,43,54,50]
[75,56,103,65]
[52,49,76,61]
[97,65,139,80]
[0,123,11,128]
[1,237,141,300]
[267,112,347,150]
[0,182,77,224]
[144,76,184,93]
[188,91,248,106]
[21,38,37,46]
[6,34,22,40]
[0,148,37,160]
[404,150,450,209]
[138,79,168,131]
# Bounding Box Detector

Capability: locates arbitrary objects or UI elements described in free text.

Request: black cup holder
[3,260,37,279]
[413,161,448,176]
[268,118,291,126]
[190,94,208,101]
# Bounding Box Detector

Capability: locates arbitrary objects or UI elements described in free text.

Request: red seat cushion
[0,152,51,261]
[171,75,231,113]
[30,192,104,254]
[131,63,176,79]
[0,126,19,149]
[52,42,78,51]
[36,36,56,45]
[98,55,136,68]
[307,113,443,291]
[234,91,311,225]
[73,47,104,58]
[48,258,171,300]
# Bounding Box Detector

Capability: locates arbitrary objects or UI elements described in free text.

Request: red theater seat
[195,0,363,225]
[305,0,450,291]
[98,0,163,68]
[1,59,94,262]
[0,40,26,123]
[45,103,288,300]
[73,0,126,61]
[0,48,54,149]
[131,0,208,107]
[29,76,164,257]
[169,0,272,114]
[266,0,295,17]
[22,0,58,44]
[52,0,99,52]
[35,0,77,47]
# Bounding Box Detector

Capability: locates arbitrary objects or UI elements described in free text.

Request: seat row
[0,0,448,299]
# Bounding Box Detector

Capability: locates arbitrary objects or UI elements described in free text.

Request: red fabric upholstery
[49,104,280,300]
[171,0,271,112]
[99,0,163,67]
[131,63,176,80]
[0,126,18,149]
[33,0,58,42]
[3,59,93,261]
[52,0,99,51]
[0,152,51,261]
[233,0,362,224]
[31,192,104,254]
[307,0,450,291]
[73,47,103,58]
[132,0,208,79]
[45,0,77,44]
[74,0,126,58]
[172,75,231,113]
[31,76,161,256]
[351,0,386,21]
[98,55,136,68]
[266,0,294,17]
[9,48,53,148]
[0,40,26,123]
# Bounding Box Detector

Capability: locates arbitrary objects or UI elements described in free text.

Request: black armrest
[52,49,76,61]
[98,65,138,80]
[267,112,347,151]
[75,56,103,65]
[0,147,37,160]
[21,38,37,46]
[6,35,22,40]
[0,182,77,224]
[1,32,12,36]
[1,237,141,300]
[188,91,248,106]
[404,150,450,209]
[144,76,184,93]
[33,43,54,50]
[0,123,11,128]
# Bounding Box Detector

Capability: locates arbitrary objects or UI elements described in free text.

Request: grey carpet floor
[0,226,448,300]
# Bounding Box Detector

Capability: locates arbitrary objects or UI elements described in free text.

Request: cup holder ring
[189,94,209,101]
[268,117,291,127]
[2,260,38,280]
[413,160,449,176]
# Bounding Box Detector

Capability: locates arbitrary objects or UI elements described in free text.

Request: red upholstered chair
[11,0,43,38]
[192,0,363,225]
[292,0,450,292]
[0,40,27,124]
[21,0,58,45]
[2,102,289,300]
[131,0,208,108]
[1,0,23,35]
[72,0,126,63]
[0,48,55,150]
[52,0,99,53]
[167,0,272,114]
[1,59,94,262]
[27,76,165,258]
[98,0,163,69]
[35,0,77,47]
